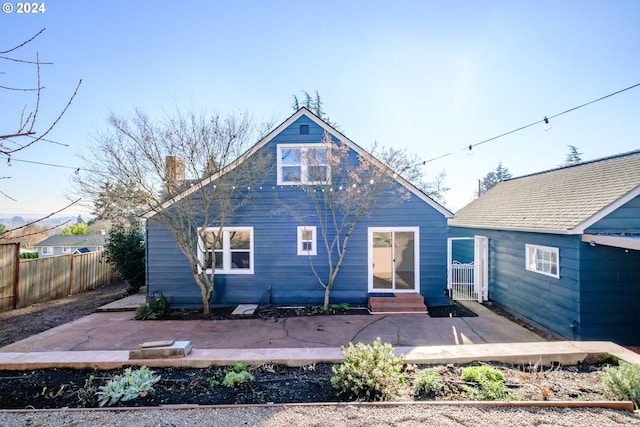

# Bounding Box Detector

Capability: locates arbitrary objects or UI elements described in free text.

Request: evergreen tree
[478,162,512,196]
[563,145,583,165]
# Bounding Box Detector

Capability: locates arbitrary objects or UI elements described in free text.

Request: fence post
[68,253,75,295]
[12,242,20,310]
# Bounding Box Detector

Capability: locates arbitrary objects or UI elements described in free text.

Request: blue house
[449,150,640,345]
[146,108,453,312]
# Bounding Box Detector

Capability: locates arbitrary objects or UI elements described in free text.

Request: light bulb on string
[6,157,11,167]
[543,117,552,131]
[467,145,473,156]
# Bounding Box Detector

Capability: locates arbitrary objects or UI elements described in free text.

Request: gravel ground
[1,404,639,426]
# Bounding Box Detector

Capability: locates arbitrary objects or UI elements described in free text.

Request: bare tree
[75,109,271,314]
[280,132,429,312]
[1,28,82,229]
[1,29,82,165]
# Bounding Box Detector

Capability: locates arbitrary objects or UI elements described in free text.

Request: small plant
[602,361,640,409]
[328,303,350,314]
[233,362,248,372]
[134,294,167,320]
[96,366,161,407]
[222,371,254,387]
[461,365,513,400]
[76,375,97,408]
[302,363,316,372]
[206,377,220,388]
[331,337,405,401]
[221,362,254,387]
[414,370,443,397]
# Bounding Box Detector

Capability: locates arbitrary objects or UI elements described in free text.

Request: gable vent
[300,124,309,135]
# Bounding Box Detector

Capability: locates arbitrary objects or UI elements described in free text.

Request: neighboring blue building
[449,150,640,345]
[146,108,453,311]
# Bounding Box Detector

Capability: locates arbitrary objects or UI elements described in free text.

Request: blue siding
[448,227,582,339]
[585,195,640,234]
[147,115,449,309]
[579,241,640,345]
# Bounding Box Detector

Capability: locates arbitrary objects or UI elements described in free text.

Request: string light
[423,82,640,164]
[6,157,11,167]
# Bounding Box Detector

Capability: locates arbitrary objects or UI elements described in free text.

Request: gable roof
[449,150,640,234]
[146,107,453,219]
[34,234,107,248]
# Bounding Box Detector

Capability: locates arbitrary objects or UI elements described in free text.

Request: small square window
[300,124,309,135]
[297,226,317,256]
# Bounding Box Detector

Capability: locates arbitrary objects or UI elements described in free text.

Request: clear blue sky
[1,0,639,216]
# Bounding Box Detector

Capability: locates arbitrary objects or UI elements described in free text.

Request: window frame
[198,226,254,275]
[525,243,559,278]
[297,226,317,256]
[62,246,71,254]
[42,247,53,255]
[276,143,331,185]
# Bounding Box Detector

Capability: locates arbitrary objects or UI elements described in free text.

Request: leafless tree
[1,28,82,232]
[75,109,271,314]
[280,132,431,312]
[1,28,81,165]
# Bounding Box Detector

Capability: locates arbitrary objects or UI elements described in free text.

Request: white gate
[447,236,488,302]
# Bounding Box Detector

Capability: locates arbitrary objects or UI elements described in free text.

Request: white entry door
[368,227,420,293]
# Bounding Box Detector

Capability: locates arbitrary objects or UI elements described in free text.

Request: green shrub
[96,366,160,407]
[331,337,405,401]
[134,294,167,320]
[222,371,254,387]
[461,365,513,400]
[104,221,145,294]
[414,370,443,397]
[602,361,640,409]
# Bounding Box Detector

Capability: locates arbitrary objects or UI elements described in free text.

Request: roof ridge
[506,148,640,182]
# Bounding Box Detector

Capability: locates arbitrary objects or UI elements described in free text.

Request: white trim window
[297,226,317,256]
[525,244,559,278]
[277,144,330,185]
[198,227,254,274]
[62,246,71,254]
[42,247,53,255]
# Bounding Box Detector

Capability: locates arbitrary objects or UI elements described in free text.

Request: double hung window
[277,144,330,185]
[199,227,254,274]
[525,244,559,278]
[297,226,317,256]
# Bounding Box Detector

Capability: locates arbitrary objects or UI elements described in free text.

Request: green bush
[134,294,167,320]
[461,365,513,400]
[96,366,160,407]
[602,361,640,409]
[414,370,443,397]
[104,221,145,294]
[331,337,405,401]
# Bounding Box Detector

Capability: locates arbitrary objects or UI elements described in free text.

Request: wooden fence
[0,243,114,312]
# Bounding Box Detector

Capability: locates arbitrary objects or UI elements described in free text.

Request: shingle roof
[449,150,640,233]
[34,234,107,248]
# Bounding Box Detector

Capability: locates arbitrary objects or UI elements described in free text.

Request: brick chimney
[165,155,185,194]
